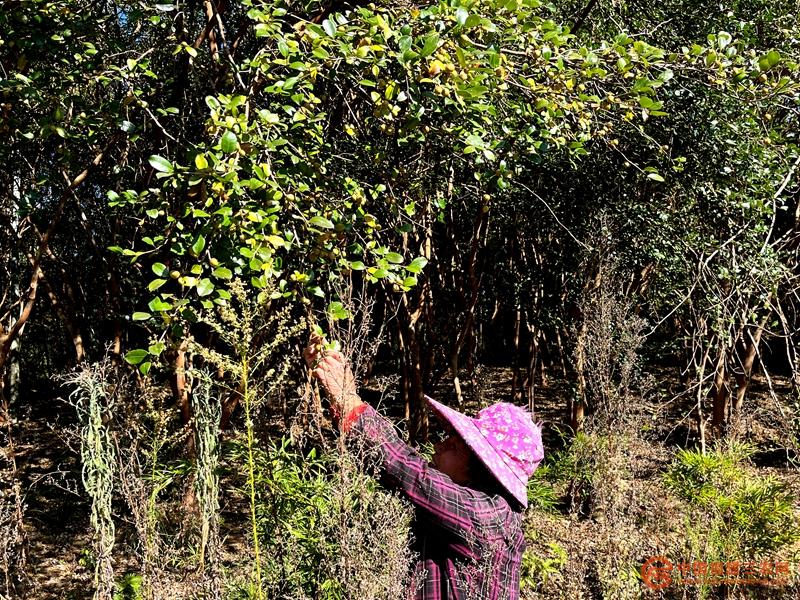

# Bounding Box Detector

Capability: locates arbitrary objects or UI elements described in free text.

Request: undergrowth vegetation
[665,444,800,560]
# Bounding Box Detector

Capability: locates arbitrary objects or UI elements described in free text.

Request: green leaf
[148,155,173,173]
[152,262,168,277]
[465,134,485,148]
[148,278,167,291]
[406,256,429,273]
[647,173,665,182]
[402,276,418,287]
[196,278,214,297]
[139,361,152,376]
[278,39,289,57]
[124,349,149,365]
[456,8,469,25]
[132,312,151,321]
[328,301,350,320]
[194,153,208,170]
[322,19,336,37]
[464,14,482,28]
[309,216,334,229]
[191,234,206,256]
[213,267,233,279]
[420,34,439,57]
[148,297,172,312]
[385,252,404,264]
[221,130,238,153]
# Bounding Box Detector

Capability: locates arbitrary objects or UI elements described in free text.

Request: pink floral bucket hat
[425,395,544,508]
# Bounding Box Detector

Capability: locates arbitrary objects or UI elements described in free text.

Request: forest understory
[5,365,799,600]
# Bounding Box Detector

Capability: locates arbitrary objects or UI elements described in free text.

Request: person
[304,337,544,600]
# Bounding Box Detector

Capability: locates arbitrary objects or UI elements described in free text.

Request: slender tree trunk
[450,196,490,404]
[171,339,196,456]
[524,316,538,413]
[733,317,768,414]
[572,326,587,432]
[694,340,713,454]
[40,273,85,364]
[0,267,42,378]
[710,345,729,435]
[572,0,600,34]
[407,322,427,442]
[398,318,411,423]
[512,304,522,403]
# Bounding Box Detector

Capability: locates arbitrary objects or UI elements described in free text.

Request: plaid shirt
[348,404,526,600]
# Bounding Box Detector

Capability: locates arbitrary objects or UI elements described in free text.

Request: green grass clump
[664,443,800,558]
[526,464,559,513]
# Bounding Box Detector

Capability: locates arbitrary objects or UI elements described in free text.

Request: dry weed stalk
[577,254,647,435]
[190,370,222,596]
[63,361,118,600]
[292,275,417,599]
[0,479,26,599]
[114,373,191,600]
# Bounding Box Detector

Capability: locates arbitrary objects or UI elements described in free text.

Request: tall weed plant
[65,362,118,600]
[190,370,222,595]
[192,279,302,599]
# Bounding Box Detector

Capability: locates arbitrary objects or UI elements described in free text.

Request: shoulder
[466,487,524,542]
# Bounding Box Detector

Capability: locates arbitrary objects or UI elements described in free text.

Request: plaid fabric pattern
[349,405,525,600]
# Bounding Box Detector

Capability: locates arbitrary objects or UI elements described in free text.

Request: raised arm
[303,337,505,548]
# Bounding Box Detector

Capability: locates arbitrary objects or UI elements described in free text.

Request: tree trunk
[710,345,729,436]
[0,266,42,378]
[512,305,522,403]
[733,317,768,414]
[694,341,713,454]
[570,267,602,432]
[171,339,196,456]
[38,269,85,364]
[450,196,490,404]
[524,316,538,413]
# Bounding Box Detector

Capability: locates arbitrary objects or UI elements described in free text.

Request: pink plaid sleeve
[347,404,509,551]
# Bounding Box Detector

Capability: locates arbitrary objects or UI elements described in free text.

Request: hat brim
[425,395,528,508]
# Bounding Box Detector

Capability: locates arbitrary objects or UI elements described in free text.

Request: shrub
[224,436,415,600]
[664,444,800,559]
[520,541,567,591]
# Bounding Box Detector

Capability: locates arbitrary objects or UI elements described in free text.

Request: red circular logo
[642,556,673,590]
